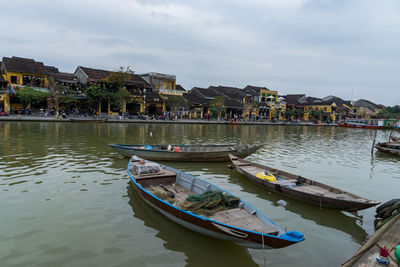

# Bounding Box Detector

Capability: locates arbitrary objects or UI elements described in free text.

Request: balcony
[158,89,184,96]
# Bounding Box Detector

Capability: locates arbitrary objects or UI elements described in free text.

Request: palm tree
[210,96,225,120]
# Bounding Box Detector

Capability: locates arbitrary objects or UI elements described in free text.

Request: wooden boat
[111,144,263,162]
[375,142,400,156]
[229,154,380,211]
[127,156,305,249]
[337,119,389,129]
[393,124,400,133]
[342,213,400,266]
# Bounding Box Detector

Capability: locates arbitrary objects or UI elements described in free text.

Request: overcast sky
[1,0,399,105]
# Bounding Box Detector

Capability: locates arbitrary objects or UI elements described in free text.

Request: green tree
[47,82,73,113]
[59,94,78,111]
[86,85,108,113]
[210,96,225,120]
[312,110,322,120]
[284,109,295,119]
[101,66,133,112]
[103,66,133,91]
[378,106,400,119]
[109,87,131,111]
[16,86,49,108]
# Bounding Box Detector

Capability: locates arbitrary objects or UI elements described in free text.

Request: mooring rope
[262,234,266,267]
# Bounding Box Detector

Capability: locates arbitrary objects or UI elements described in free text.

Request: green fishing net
[178,190,239,217]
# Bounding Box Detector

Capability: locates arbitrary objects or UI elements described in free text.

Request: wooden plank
[210,208,279,235]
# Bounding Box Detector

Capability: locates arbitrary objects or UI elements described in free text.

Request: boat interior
[233,157,365,202]
[129,159,282,236]
[378,142,400,149]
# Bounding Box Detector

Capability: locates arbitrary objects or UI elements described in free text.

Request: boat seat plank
[210,208,279,235]
[273,180,297,186]
[236,163,253,167]
[134,169,176,180]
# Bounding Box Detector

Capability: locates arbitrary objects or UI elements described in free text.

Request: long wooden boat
[111,144,262,162]
[127,156,305,249]
[375,142,400,156]
[342,213,400,266]
[338,119,388,129]
[390,136,400,142]
[229,154,380,211]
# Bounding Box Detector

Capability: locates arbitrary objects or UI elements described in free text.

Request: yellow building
[259,89,279,119]
[305,96,352,122]
[305,104,333,121]
[139,72,184,96]
[243,86,281,119]
[1,56,49,112]
[0,76,9,112]
[1,56,48,88]
[259,88,278,103]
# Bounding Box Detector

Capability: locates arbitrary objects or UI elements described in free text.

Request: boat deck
[209,208,280,235]
[239,165,357,201]
[148,183,279,235]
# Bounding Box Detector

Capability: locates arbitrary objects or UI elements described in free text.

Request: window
[11,76,17,83]
[23,76,31,86]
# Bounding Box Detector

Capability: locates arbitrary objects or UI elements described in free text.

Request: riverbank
[0,115,338,126]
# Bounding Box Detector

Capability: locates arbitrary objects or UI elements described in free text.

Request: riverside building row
[0,56,386,122]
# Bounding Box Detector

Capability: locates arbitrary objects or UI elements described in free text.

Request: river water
[1,122,399,266]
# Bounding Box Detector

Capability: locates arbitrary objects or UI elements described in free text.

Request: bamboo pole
[371,130,378,154]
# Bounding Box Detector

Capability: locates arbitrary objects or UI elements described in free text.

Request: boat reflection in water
[126,183,259,267]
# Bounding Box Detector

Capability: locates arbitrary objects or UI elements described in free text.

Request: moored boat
[229,154,380,211]
[111,143,262,162]
[338,119,393,129]
[393,124,400,133]
[127,156,305,249]
[375,142,400,156]
[342,212,400,266]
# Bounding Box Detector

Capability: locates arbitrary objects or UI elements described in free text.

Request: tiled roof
[183,92,204,105]
[320,96,352,107]
[354,99,380,111]
[79,66,150,87]
[284,94,307,105]
[243,85,271,96]
[176,84,186,91]
[210,86,247,100]
[2,56,46,75]
[79,66,112,81]
[48,72,78,83]
[45,66,59,74]
[224,98,243,109]
[192,87,219,99]
[127,74,150,87]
